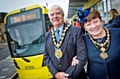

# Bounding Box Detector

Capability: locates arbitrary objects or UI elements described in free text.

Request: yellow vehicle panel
[12,54,53,79]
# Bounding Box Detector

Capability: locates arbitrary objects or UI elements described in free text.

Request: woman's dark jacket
[83,28,120,79]
[103,15,120,28]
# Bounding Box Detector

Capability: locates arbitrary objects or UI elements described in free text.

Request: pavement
[0,42,17,79]
[0,56,17,79]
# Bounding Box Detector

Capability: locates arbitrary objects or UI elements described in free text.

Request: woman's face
[84,17,104,38]
[109,12,113,20]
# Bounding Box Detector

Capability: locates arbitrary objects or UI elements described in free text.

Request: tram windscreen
[6,9,45,57]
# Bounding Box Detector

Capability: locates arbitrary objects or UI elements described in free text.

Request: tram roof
[68,0,87,18]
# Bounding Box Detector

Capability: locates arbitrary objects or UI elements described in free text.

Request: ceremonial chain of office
[51,25,71,59]
[89,27,110,59]
[51,25,71,49]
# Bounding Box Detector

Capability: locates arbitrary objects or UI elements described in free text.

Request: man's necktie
[55,29,60,42]
[55,29,60,61]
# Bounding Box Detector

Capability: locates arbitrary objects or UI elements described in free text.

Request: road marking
[6,56,11,59]
[2,68,9,71]
[0,47,8,51]
[0,76,6,79]
[11,63,14,66]
[0,55,11,63]
[8,60,12,62]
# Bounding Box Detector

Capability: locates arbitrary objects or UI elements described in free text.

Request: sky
[0,0,69,18]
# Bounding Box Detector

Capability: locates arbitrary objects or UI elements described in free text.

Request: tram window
[5,8,48,57]
[8,21,45,57]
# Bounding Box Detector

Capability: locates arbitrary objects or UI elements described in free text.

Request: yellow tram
[4,4,53,79]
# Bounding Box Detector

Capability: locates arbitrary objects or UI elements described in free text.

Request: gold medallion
[55,49,63,59]
[100,52,108,59]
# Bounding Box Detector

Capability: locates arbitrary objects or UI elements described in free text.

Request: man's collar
[54,23,64,31]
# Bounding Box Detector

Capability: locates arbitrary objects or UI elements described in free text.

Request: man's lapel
[59,25,71,63]
[49,32,59,65]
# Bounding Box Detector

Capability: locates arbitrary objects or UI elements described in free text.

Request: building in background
[0,12,7,43]
[92,0,120,23]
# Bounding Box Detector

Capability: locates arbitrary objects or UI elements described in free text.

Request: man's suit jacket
[44,24,87,79]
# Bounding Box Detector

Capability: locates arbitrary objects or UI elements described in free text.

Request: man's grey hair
[48,5,64,17]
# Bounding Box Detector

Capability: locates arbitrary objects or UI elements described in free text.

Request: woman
[73,8,120,79]
[103,9,120,28]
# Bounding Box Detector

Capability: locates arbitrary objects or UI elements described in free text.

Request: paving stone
[0,56,17,79]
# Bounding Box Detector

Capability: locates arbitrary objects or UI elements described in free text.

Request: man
[44,5,87,79]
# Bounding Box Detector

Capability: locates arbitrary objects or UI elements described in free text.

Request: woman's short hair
[108,9,119,19]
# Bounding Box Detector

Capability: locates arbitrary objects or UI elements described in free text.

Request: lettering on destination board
[13,13,36,23]
[9,9,41,24]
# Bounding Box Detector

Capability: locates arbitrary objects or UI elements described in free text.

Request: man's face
[49,7,64,28]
